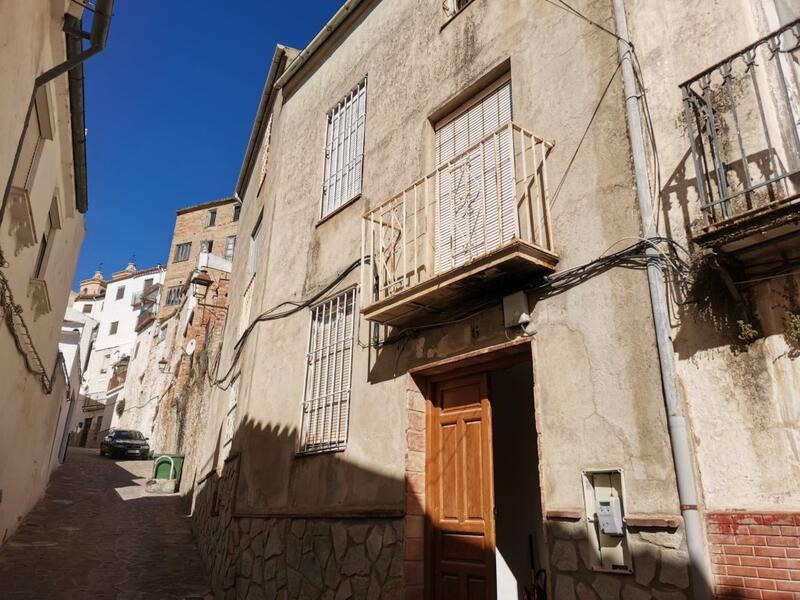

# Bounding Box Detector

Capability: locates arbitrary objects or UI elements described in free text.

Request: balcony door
[435,78,516,274]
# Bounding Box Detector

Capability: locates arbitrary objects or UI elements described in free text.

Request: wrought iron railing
[361,122,555,307]
[681,19,800,227]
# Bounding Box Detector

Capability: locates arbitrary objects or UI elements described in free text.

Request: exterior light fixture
[157,357,168,373]
[191,270,213,300]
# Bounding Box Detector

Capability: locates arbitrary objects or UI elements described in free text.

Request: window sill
[440,0,476,31]
[295,446,346,458]
[316,193,362,228]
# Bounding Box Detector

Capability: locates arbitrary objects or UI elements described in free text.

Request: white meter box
[581,468,632,573]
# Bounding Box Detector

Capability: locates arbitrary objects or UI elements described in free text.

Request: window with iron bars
[299,287,357,454]
[320,78,367,218]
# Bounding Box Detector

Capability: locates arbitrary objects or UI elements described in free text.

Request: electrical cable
[207,257,363,389]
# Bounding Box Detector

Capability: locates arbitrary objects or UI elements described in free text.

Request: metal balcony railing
[361,122,555,309]
[681,19,800,228]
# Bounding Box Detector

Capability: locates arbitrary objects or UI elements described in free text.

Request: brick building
[158,197,240,320]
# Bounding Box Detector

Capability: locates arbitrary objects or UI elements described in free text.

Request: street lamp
[191,270,213,300]
[158,357,168,373]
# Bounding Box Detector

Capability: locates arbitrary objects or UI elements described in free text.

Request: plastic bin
[152,453,185,483]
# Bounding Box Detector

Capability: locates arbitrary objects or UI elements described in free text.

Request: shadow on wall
[189,416,406,599]
[185,400,706,599]
[661,140,800,358]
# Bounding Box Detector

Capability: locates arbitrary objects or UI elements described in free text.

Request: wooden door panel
[429,373,495,600]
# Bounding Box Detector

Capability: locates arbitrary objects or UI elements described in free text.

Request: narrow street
[0,448,210,599]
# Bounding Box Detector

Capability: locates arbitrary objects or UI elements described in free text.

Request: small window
[166,286,183,305]
[200,240,213,253]
[115,286,125,300]
[109,321,119,335]
[32,196,61,280]
[134,342,140,359]
[82,304,92,314]
[300,288,357,454]
[13,89,52,191]
[143,278,153,290]
[249,212,263,276]
[207,209,217,227]
[321,78,367,218]
[232,204,241,222]
[224,236,236,261]
[174,242,191,262]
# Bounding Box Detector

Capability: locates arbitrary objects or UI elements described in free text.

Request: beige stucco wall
[628,0,800,510]
[192,0,681,521]
[0,0,87,543]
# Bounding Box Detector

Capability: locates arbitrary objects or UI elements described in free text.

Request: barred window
[321,78,367,218]
[174,242,191,262]
[166,285,183,305]
[300,288,357,454]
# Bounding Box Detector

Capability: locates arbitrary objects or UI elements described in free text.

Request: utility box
[152,453,184,484]
[582,468,632,573]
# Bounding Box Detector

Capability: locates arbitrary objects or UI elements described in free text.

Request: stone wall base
[547,518,691,600]
[192,462,404,599]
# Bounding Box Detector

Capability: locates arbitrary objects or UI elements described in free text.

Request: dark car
[99,429,150,459]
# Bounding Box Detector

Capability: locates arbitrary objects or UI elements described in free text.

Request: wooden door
[428,373,495,599]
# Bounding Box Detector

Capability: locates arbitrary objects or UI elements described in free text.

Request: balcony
[680,19,800,253]
[360,122,558,326]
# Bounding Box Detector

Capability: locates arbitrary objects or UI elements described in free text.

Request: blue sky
[75,1,343,286]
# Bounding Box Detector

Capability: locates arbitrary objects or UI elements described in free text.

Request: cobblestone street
[0,447,210,599]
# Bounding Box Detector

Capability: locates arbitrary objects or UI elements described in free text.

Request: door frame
[418,340,532,599]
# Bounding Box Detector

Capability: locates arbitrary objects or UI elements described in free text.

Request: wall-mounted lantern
[191,270,213,300]
[157,357,168,373]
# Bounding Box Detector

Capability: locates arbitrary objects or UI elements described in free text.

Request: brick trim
[405,375,426,600]
[708,511,800,599]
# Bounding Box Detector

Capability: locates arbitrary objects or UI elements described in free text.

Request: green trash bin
[153,453,185,484]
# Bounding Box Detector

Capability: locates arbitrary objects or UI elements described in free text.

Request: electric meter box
[596,497,624,536]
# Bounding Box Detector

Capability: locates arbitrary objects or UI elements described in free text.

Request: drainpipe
[611,1,711,598]
[0,0,114,224]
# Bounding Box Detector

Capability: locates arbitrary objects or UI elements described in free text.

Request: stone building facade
[158,197,240,320]
[0,0,111,544]
[136,1,798,599]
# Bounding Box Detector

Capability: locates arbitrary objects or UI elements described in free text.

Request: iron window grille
[299,287,358,454]
[321,78,367,218]
[174,242,191,262]
[166,286,183,305]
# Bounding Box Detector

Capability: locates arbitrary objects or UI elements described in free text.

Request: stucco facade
[0,0,102,544]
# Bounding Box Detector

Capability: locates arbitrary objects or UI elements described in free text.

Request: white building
[69,262,165,438]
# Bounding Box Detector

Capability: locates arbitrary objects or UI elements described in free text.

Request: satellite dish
[185,339,197,356]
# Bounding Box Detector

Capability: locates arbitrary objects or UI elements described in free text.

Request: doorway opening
[425,352,545,599]
[491,361,545,598]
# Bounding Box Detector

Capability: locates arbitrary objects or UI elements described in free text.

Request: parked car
[99,429,150,459]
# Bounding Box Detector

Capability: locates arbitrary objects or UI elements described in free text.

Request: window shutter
[435,80,515,273]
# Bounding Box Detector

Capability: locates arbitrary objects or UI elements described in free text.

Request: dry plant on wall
[688,253,759,346]
[784,311,800,351]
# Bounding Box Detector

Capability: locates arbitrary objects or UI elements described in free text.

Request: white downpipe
[611,1,711,598]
